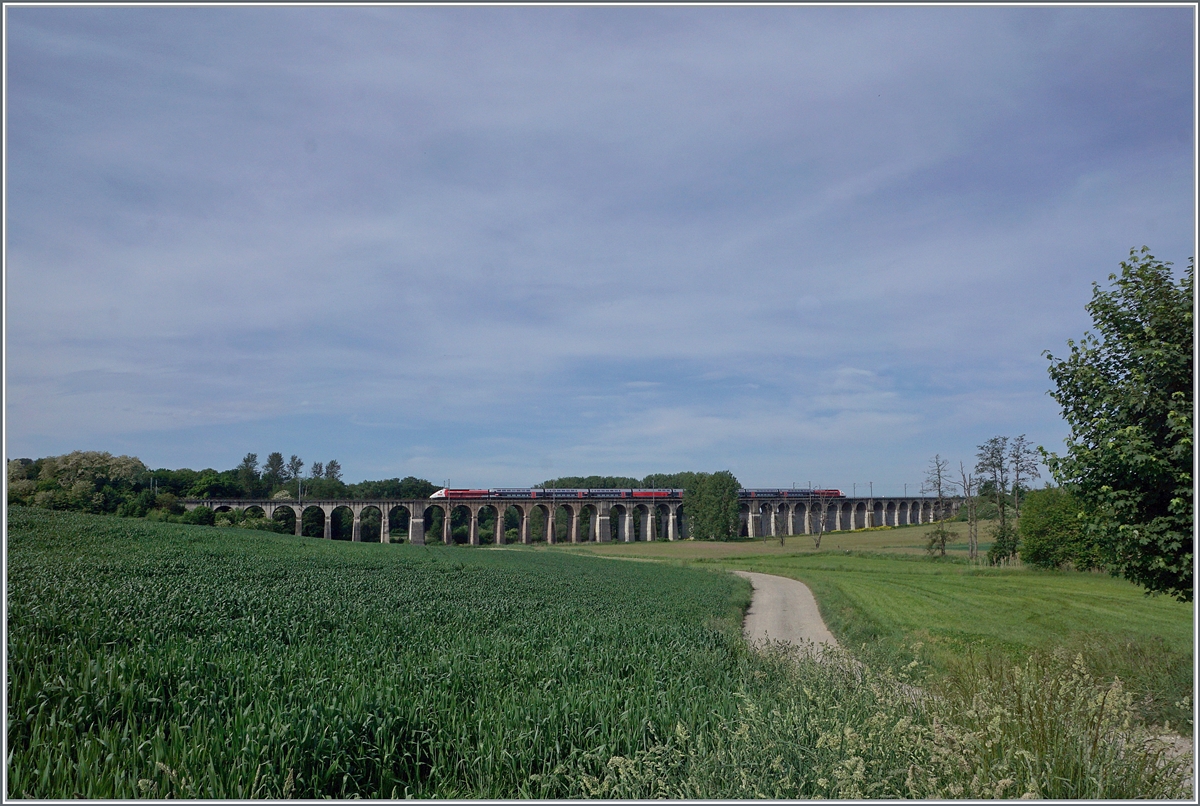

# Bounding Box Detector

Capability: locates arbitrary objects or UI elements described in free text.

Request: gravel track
[733,570,840,652]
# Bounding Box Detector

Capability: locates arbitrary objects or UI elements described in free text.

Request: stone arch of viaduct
[181,496,955,545]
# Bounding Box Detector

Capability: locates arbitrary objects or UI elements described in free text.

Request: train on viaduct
[181,488,959,545]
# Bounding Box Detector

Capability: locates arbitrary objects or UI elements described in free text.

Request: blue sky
[4,5,1195,494]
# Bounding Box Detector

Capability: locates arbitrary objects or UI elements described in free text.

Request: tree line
[6,450,438,526]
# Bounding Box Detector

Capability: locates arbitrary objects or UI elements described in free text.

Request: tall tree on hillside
[324,460,342,482]
[1044,248,1193,601]
[1008,435,1040,518]
[310,461,324,479]
[922,454,953,556]
[978,436,1017,563]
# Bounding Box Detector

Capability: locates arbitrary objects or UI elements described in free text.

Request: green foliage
[7,451,147,512]
[1019,487,1101,570]
[986,520,1020,565]
[1044,248,1193,601]
[350,476,438,499]
[8,451,441,528]
[540,475,642,489]
[640,471,702,490]
[924,522,952,557]
[683,471,740,540]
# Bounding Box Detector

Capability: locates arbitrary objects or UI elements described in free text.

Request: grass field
[7,507,1191,798]
[531,521,1195,728]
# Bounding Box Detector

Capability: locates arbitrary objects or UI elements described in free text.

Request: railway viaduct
[180,495,957,546]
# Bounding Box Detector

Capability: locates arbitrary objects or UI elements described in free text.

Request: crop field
[6,507,755,798]
[7,507,1191,799]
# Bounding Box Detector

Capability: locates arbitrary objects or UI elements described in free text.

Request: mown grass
[6,507,1191,798]
[703,551,1193,730]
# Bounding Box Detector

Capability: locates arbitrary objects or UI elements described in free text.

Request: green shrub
[1019,487,1101,570]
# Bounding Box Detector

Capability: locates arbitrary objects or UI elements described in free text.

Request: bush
[986,521,1019,565]
[1019,487,1101,570]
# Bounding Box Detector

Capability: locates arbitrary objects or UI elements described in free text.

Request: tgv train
[430,488,685,500]
[430,487,845,500]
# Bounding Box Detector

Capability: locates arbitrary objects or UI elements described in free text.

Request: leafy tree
[349,476,438,499]
[236,453,260,495]
[324,460,342,482]
[310,461,324,479]
[641,472,701,490]
[1044,248,1193,601]
[541,475,642,489]
[684,471,740,540]
[301,477,349,500]
[262,452,286,490]
[1019,487,1101,571]
[286,455,304,483]
[187,469,242,499]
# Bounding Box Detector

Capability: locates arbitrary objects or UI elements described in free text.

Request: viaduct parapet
[181,495,958,546]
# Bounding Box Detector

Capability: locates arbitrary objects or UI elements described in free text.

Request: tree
[310,461,324,479]
[286,455,304,480]
[324,460,342,482]
[978,436,1017,564]
[236,453,259,495]
[1008,435,1040,518]
[922,454,953,557]
[809,497,830,549]
[683,471,740,540]
[286,455,305,497]
[263,452,286,490]
[956,462,980,561]
[1044,248,1193,601]
[1019,486,1100,571]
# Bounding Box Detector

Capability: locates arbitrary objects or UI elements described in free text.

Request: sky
[4,4,1195,495]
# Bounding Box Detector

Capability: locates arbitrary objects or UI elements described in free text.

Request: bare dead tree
[810,496,828,549]
[1008,434,1040,518]
[922,454,953,556]
[957,461,979,561]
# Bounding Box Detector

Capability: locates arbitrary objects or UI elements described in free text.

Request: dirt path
[733,570,840,652]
